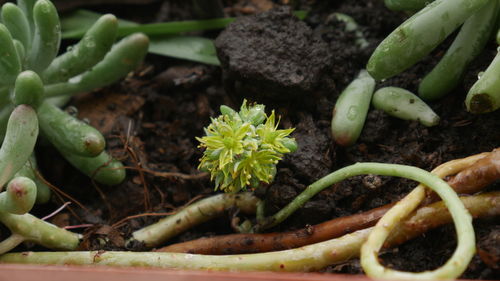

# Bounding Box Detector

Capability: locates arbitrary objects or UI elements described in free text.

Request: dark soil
[7,0,499,279]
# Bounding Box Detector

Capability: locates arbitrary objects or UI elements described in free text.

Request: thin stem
[1,192,497,271]
[158,150,492,254]
[130,193,261,248]
[360,163,477,279]
[257,162,459,231]
[0,212,81,250]
[0,234,24,255]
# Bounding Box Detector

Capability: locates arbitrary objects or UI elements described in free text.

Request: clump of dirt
[215,6,334,105]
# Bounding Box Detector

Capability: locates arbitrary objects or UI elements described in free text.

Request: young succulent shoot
[465,48,500,113]
[367,0,489,80]
[331,13,369,49]
[372,87,440,127]
[331,70,375,146]
[383,0,433,11]
[0,0,150,186]
[197,100,297,193]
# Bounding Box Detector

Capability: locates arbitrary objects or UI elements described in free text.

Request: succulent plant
[197,100,297,193]
[0,0,150,199]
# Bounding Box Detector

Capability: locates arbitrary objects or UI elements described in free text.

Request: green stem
[130,193,260,248]
[61,11,308,40]
[0,234,24,255]
[256,162,444,231]
[1,192,497,271]
[0,212,80,250]
[360,176,475,279]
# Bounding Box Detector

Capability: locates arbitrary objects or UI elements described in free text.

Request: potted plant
[0,0,498,280]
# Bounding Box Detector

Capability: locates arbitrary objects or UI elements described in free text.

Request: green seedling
[197,100,297,193]
[332,13,369,49]
[0,0,150,187]
[368,0,489,80]
[465,49,500,113]
[331,70,375,146]
[419,0,498,100]
[372,87,440,127]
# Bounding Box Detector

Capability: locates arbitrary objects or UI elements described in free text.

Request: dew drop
[69,75,82,84]
[347,106,358,120]
[85,40,96,48]
[65,106,78,116]
[477,71,484,80]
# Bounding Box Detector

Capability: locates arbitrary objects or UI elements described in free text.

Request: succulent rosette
[197,100,297,192]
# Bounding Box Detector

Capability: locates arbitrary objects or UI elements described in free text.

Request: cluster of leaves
[373,0,500,113]
[0,0,149,255]
[0,0,150,200]
[197,100,297,193]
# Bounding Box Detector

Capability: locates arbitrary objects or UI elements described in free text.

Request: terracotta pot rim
[0,263,489,281]
[0,263,367,281]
